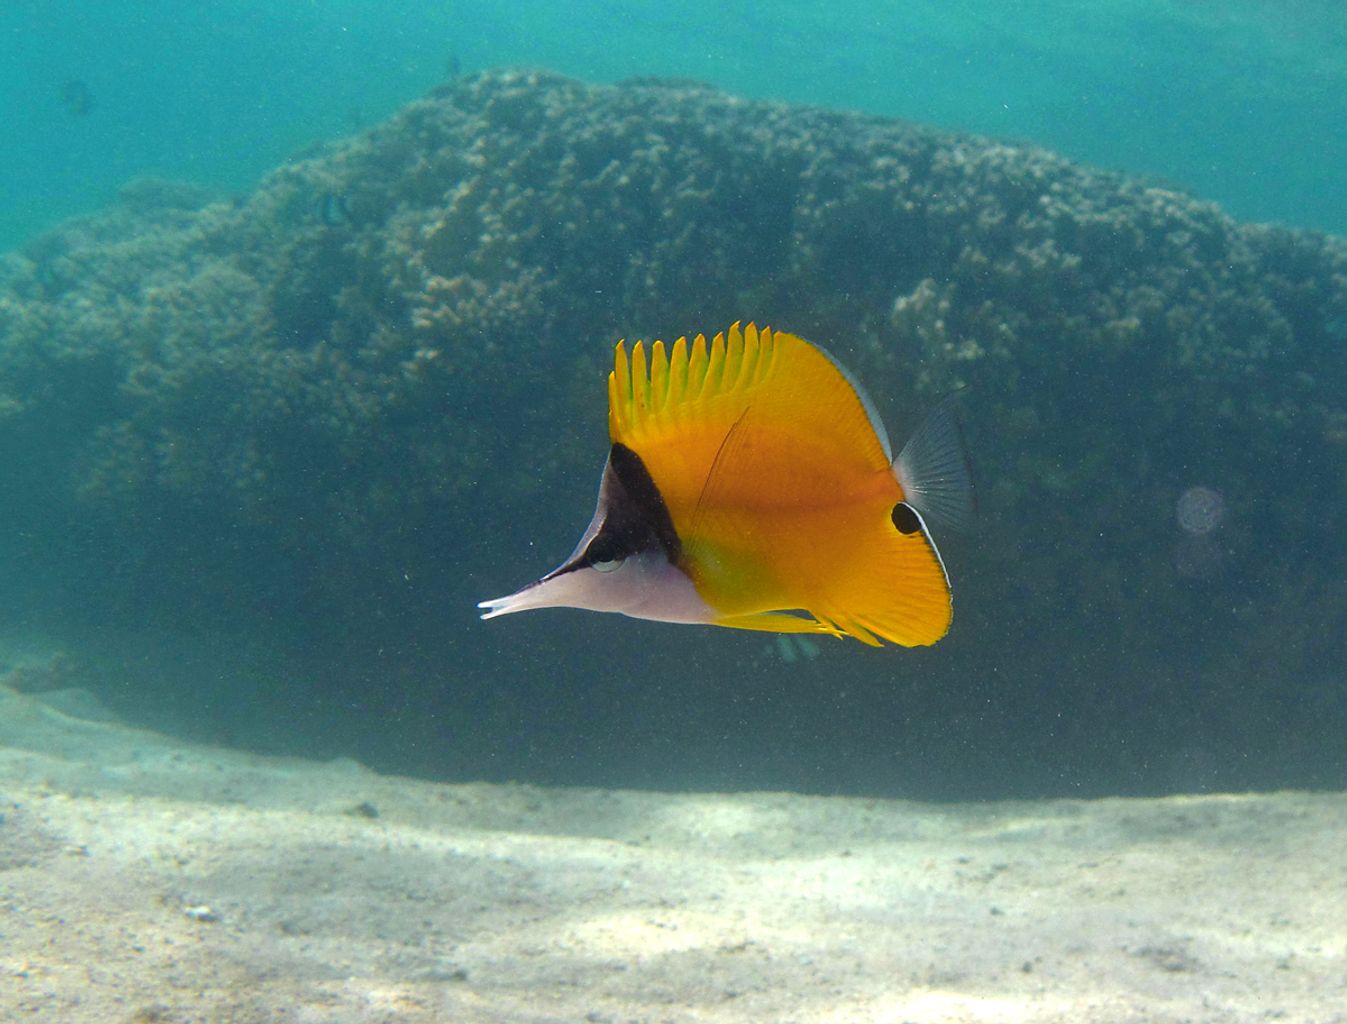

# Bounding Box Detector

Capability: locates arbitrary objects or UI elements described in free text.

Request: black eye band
[600,443,683,564]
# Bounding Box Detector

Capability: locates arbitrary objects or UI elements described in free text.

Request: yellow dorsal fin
[608,323,891,489]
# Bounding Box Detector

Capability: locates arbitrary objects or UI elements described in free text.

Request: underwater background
[2,1,1346,801]
[8,0,1347,250]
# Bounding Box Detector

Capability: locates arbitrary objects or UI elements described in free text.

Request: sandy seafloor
[1,683,1344,1023]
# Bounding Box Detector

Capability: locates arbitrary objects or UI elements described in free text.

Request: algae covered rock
[1,68,1345,791]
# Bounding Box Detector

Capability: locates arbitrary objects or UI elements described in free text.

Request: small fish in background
[479,323,972,647]
[59,79,94,117]
[425,52,465,101]
[316,191,354,227]
[773,634,821,663]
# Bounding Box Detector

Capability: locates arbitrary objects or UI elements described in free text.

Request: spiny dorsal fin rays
[609,323,891,476]
[686,332,710,400]
[705,329,728,396]
[607,345,626,441]
[631,340,650,417]
[668,336,690,408]
[649,340,669,414]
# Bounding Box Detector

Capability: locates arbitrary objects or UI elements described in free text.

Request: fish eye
[585,535,626,572]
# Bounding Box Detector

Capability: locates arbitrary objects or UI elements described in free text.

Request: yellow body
[608,323,952,646]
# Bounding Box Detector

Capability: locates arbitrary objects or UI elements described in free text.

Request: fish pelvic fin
[713,611,844,638]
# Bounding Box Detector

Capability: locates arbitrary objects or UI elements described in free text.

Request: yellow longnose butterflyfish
[478,323,972,646]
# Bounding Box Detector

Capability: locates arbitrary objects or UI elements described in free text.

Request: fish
[316,191,354,227]
[59,79,94,117]
[478,323,972,647]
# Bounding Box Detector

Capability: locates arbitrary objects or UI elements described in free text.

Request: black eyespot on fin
[891,501,922,535]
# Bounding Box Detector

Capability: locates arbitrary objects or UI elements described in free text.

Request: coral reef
[2,69,1346,791]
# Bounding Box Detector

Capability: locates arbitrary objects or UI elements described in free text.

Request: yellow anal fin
[807,510,954,647]
[705,493,951,648]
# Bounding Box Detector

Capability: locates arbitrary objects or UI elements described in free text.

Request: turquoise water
[5,1,1346,252]
[2,3,1346,803]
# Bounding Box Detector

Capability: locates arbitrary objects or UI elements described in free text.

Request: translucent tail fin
[893,394,975,533]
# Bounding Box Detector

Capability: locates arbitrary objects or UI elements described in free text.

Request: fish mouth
[476,556,593,619]
[476,578,554,620]
[475,595,516,620]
